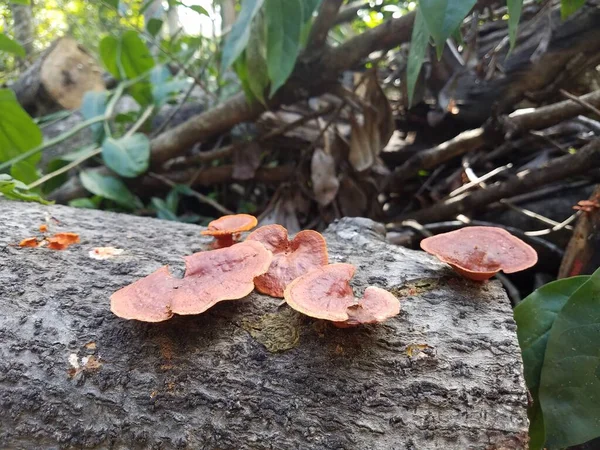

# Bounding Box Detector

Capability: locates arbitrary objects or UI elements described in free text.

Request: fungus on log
[0,202,528,449]
[9,37,105,116]
[201,213,257,248]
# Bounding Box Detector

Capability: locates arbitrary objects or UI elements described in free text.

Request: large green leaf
[10,160,38,185]
[221,0,265,70]
[419,0,476,58]
[0,174,51,204]
[80,170,139,209]
[507,0,523,51]
[81,90,108,143]
[146,18,163,37]
[101,133,150,178]
[561,0,585,19]
[245,15,269,105]
[0,89,42,165]
[406,8,429,108]
[7,0,29,4]
[0,33,25,57]
[514,275,589,450]
[539,268,600,449]
[265,0,303,97]
[104,31,155,77]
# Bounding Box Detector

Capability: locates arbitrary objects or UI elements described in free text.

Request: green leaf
[147,18,163,37]
[101,133,150,178]
[419,0,476,58]
[245,15,269,105]
[507,0,523,51]
[7,0,29,4]
[151,197,179,221]
[302,0,322,21]
[10,160,38,185]
[81,90,108,143]
[514,275,589,450]
[165,188,179,212]
[80,170,139,209]
[0,174,51,205]
[221,0,265,70]
[0,33,26,57]
[233,53,255,102]
[104,0,119,9]
[190,5,209,16]
[0,89,42,165]
[406,8,430,108]
[265,0,302,97]
[561,0,585,19]
[69,197,101,209]
[99,31,155,80]
[539,268,600,449]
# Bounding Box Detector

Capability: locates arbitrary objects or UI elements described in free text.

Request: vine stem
[27,106,155,190]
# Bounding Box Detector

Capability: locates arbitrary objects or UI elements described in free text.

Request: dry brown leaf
[19,237,41,248]
[39,224,48,233]
[311,148,339,206]
[337,175,368,217]
[349,114,374,171]
[46,232,80,250]
[232,142,262,180]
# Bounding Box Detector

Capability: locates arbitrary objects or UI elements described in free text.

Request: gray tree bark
[0,202,529,450]
[9,0,34,57]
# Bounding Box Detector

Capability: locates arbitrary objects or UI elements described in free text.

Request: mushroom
[283,263,400,327]
[419,226,538,281]
[110,240,272,322]
[245,224,329,297]
[201,214,258,248]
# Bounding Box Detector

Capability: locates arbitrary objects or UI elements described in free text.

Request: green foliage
[561,0,585,19]
[0,33,25,57]
[0,174,51,204]
[221,0,265,70]
[265,0,303,97]
[10,160,39,186]
[79,170,140,209]
[245,14,269,105]
[515,270,600,449]
[419,0,476,58]
[101,134,150,178]
[406,8,429,108]
[539,268,600,448]
[0,89,42,167]
[81,91,108,144]
[507,0,523,50]
[146,18,163,37]
[150,65,189,106]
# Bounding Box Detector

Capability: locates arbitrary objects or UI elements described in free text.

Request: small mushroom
[419,226,538,281]
[110,240,272,322]
[246,224,329,297]
[283,263,400,327]
[201,214,258,248]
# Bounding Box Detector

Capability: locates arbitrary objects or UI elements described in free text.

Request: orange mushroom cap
[110,240,272,322]
[420,226,538,281]
[283,263,400,326]
[246,224,329,297]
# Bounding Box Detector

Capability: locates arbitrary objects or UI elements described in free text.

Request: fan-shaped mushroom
[110,240,272,322]
[420,226,538,281]
[283,263,400,327]
[246,224,329,297]
[201,214,257,248]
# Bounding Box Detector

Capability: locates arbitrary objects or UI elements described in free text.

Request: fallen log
[9,37,105,116]
[0,202,528,449]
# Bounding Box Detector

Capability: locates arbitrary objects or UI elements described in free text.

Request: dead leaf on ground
[337,175,368,217]
[46,232,80,250]
[232,141,262,180]
[19,237,41,248]
[89,247,124,260]
[406,343,433,358]
[311,148,339,206]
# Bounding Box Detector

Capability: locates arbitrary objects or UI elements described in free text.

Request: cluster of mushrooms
[110,216,537,326]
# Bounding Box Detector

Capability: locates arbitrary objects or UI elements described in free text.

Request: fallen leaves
[18,228,80,251]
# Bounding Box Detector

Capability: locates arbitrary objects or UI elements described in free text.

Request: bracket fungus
[246,224,329,297]
[283,263,400,327]
[420,226,538,281]
[201,214,258,248]
[110,240,272,322]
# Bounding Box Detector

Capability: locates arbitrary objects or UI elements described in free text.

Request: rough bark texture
[0,201,528,450]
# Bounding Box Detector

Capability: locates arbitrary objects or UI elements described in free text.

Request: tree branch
[395,138,600,224]
[307,0,345,50]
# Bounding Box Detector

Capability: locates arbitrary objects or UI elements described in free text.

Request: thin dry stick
[147,172,233,215]
[28,106,155,190]
[525,211,580,237]
[450,163,513,197]
[559,89,600,118]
